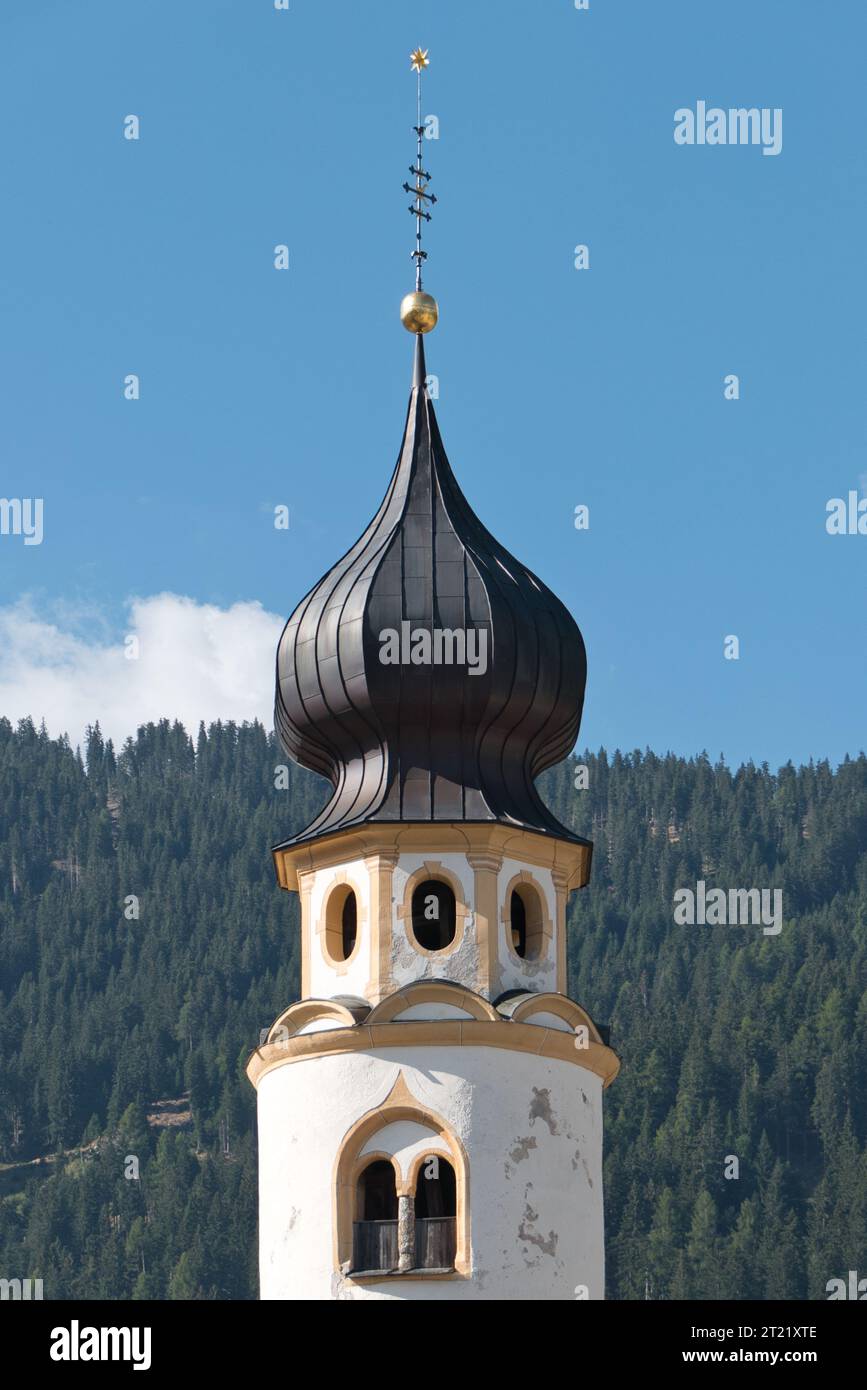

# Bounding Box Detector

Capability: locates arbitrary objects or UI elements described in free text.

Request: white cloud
[0,594,284,749]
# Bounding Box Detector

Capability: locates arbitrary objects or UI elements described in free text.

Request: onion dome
[274,335,589,848]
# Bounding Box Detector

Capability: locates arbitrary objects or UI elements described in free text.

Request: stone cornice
[246,1017,619,1091]
[273,821,591,894]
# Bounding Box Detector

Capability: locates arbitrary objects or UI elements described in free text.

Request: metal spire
[405,48,435,291]
[399,50,439,336]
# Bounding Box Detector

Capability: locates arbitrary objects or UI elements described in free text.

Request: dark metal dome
[274,336,588,847]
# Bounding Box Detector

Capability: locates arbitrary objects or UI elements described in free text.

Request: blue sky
[0,0,864,767]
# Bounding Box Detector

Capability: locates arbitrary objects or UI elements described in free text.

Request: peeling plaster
[257,1046,604,1299]
[571,1147,593,1187]
[528,1086,560,1135]
[518,1200,558,1258]
[508,1135,537,1165]
[391,854,481,993]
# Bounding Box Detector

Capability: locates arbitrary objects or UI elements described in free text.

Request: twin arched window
[352,1154,457,1275]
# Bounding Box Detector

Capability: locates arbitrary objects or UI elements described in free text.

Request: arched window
[509,883,546,960]
[357,1158,398,1221]
[335,1076,471,1279]
[410,879,456,952]
[414,1154,457,1271]
[352,1159,398,1273]
[324,883,358,964]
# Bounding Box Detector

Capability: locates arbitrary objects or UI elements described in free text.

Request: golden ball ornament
[400,290,438,333]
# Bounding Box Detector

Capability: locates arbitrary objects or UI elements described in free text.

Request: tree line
[0,716,864,1298]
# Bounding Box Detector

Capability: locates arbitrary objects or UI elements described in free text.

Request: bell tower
[247,49,618,1300]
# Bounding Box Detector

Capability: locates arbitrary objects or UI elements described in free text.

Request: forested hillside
[0,716,865,1298]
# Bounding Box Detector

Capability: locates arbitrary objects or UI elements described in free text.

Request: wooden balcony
[351,1216,456,1275]
[414,1215,456,1271]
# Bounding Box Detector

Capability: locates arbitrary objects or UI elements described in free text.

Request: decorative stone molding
[297,868,316,998]
[316,871,368,973]
[551,866,570,994]
[367,979,499,1025]
[247,1016,620,1092]
[499,991,603,1043]
[333,1071,471,1278]
[274,821,591,894]
[267,997,369,1043]
[363,850,400,1004]
[500,869,554,965]
[466,849,502,995]
[396,860,469,960]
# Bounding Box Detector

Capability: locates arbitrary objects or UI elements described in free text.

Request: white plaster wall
[390,853,480,992]
[307,859,371,1001]
[295,1017,349,1035]
[257,1045,605,1301]
[496,860,558,996]
[522,1011,573,1033]
[304,851,563,1004]
[392,1002,476,1021]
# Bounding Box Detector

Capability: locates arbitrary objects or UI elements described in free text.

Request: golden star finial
[410,47,429,73]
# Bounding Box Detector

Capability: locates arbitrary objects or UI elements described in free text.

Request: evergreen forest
[1,715,865,1299]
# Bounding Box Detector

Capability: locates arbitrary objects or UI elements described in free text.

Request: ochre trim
[467,849,502,996]
[267,997,367,1043]
[405,1147,454,1200]
[500,869,554,966]
[364,851,399,1004]
[332,1072,471,1277]
[274,822,591,895]
[508,993,603,1042]
[552,866,570,994]
[276,825,590,1007]
[297,869,315,998]
[354,1150,402,1196]
[367,980,499,1025]
[247,1017,620,1090]
[317,872,367,974]
[396,861,469,960]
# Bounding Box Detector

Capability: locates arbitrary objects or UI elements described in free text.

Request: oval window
[510,885,545,961]
[410,879,456,952]
[510,889,527,957]
[341,891,357,960]
[325,884,358,963]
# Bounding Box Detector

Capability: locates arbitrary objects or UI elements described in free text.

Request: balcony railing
[351,1216,456,1274]
[414,1215,456,1270]
[351,1219,398,1274]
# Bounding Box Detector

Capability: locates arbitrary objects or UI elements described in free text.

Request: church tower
[246,50,619,1301]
